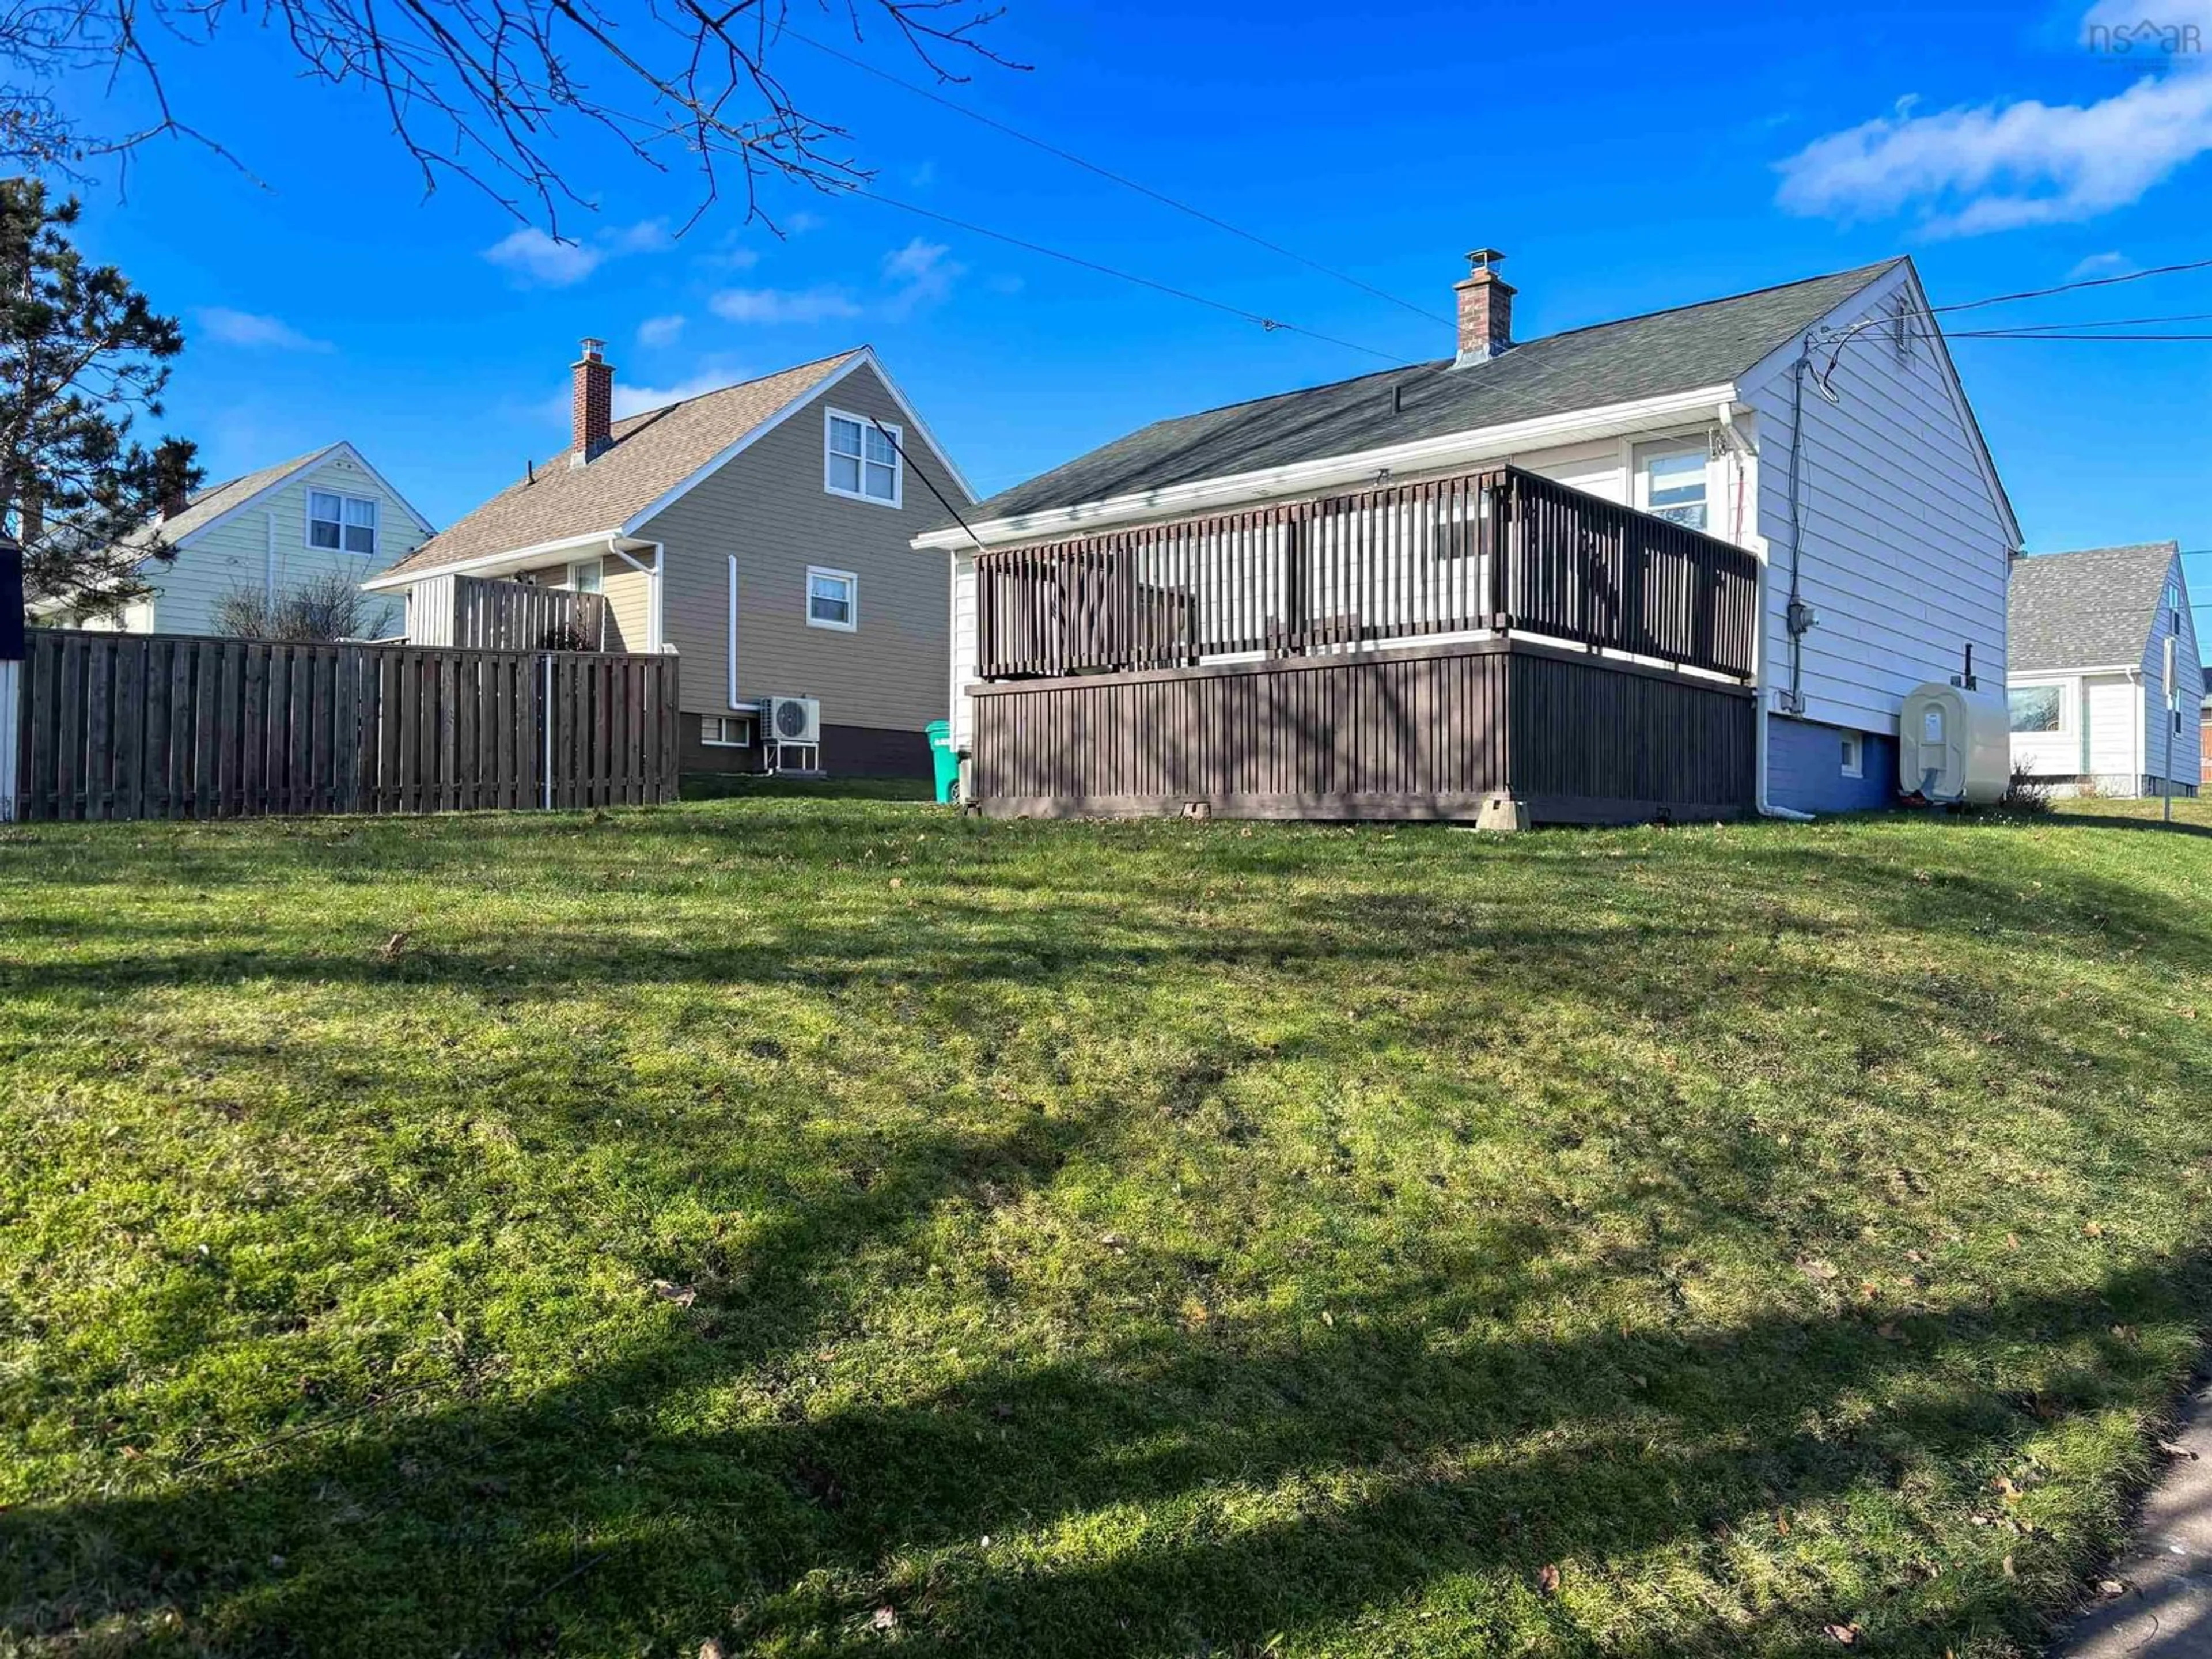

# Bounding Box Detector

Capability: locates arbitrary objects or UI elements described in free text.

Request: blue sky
[47,0,2212,593]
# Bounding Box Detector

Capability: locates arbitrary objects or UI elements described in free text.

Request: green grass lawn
[3,796,2210,1657]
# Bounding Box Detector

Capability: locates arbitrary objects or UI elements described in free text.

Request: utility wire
[1923,255,2212,317]
[787,26,1453,328]
[847,186,1421,366]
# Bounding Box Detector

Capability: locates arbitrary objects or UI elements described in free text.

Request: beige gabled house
[368,342,973,777]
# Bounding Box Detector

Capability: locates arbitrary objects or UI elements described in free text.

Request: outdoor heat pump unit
[766,696,820,745]
[761,695,823,777]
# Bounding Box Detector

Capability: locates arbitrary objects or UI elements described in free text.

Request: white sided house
[43,444,433,637]
[919,251,2020,822]
[2007,542,2201,798]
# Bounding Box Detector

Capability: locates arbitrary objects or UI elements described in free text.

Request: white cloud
[613,373,738,416]
[1775,5,2212,236]
[483,218,672,287]
[637,313,687,348]
[535,362,749,427]
[784,210,827,234]
[908,160,938,188]
[195,307,334,352]
[987,272,1027,297]
[709,286,863,324]
[882,237,966,316]
[2067,249,2137,279]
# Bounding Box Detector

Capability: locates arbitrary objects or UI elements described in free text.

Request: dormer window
[309,490,379,555]
[825,409,901,506]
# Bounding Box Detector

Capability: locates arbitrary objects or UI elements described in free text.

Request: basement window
[1840,733,1863,778]
[701,714,755,748]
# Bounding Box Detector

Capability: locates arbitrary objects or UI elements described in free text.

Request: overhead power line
[1925,255,2212,317]
[849,186,1420,365]
[787,26,1453,328]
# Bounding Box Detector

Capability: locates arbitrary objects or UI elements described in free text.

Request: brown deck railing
[975,465,1760,682]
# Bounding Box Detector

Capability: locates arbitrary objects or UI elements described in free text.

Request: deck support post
[1474,792,1529,832]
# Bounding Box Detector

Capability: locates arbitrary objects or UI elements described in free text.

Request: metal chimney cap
[578,336,607,359]
[1465,248,1507,272]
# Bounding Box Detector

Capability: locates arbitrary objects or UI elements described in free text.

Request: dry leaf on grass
[700,1642,725,1659]
[377,930,410,961]
[650,1280,698,1308]
[1824,1622,1860,1644]
[871,1606,899,1630]
[1536,1562,1561,1596]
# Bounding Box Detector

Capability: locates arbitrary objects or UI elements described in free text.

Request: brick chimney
[1454,248,1514,366]
[570,336,614,464]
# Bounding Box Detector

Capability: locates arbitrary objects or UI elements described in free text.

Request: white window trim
[1630,436,1713,533]
[823,407,903,509]
[1839,732,1864,779]
[805,565,858,632]
[566,558,603,594]
[306,488,381,558]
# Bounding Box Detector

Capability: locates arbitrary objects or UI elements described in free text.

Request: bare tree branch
[0,0,1025,237]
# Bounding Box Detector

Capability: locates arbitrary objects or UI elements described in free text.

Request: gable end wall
[639,362,959,733]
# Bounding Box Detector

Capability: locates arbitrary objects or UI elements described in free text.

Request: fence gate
[12,631,681,822]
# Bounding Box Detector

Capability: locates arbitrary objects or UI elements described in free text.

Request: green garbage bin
[926,719,960,804]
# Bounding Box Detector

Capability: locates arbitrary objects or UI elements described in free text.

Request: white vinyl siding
[2141,552,2203,792]
[2086,676,2139,785]
[1743,266,2014,738]
[135,450,429,638]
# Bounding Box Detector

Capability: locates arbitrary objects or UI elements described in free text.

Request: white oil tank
[1898,681,2009,804]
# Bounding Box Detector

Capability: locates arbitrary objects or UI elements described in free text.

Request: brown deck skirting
[969,637,1755,825]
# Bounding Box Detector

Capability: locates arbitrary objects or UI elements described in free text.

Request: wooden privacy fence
[14,630,680,821]
[975,464,1761,683]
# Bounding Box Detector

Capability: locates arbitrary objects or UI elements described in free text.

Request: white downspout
[1728,407,1812,823]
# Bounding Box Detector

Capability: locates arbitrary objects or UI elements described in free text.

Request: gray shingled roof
[125,445,342,548]
[970,260,1903,522]
[2009,543,2179,672]
[381,351,859,577]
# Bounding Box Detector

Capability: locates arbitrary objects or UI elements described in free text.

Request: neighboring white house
[2008,541,2202,798]
[919,252,2021,817]
[41,442,434,637]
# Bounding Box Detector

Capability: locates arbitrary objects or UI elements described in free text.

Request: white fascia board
[187,441,439,549]
[910,382,1740,551]
[170,442,343,550]
[1740,259,2022,551]
[2013,662,2142,678]
[619,346,979,538]
[619,351,870,536]
[361,529,643,590]
[850,347,980,506]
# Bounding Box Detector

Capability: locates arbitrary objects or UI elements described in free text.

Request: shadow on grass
[6,1195,2202,1656]
[7,807,2211,1653]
